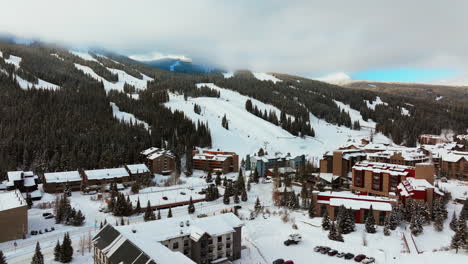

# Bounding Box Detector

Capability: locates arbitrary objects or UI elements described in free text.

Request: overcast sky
[3,0,468,80]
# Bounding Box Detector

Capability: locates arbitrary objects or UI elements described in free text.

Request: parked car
[42,212,51,217]
[362,257,375,264]
[180,192,186,195]
[320,247,331,254]
[441,177,448,183]
[272,259,284,264]
[198,190,206,195]
[284,261,294,264]
[45,214,55,219]
[50,227,55,231]
[354,254,367,262]
[344,253,355,260]
[313,246,323,252]
[188,187,194,191]
[328,250,338,256]
[30,231,38,235]
[284,234,301,246]
[336,252,346,258]
[162,196,168,200]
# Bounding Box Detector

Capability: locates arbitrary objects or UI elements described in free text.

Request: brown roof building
[319,149,368,181]
[193,150,239,174]
[141,147,176,175]
[440,151,468,180]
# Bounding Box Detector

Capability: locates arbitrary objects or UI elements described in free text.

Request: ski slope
[165,83,391,161]
[334,99,377,129]
[110,102,150,131]
[252,72,282,83]
[74,63,153,92]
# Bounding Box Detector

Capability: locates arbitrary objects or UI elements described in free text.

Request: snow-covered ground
[0,52,60,90]
[252,72,282,83]
[110,102,150,131]
[365,96,388,110]
[74,63,153,92]
[70,50,100,63]
[165,83,391,161]
[334,99,378,129]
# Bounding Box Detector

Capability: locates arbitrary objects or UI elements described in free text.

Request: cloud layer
[3,0,468,75]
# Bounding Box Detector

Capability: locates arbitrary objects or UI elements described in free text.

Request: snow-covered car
[336,252,346,258]
[362,257,375,264]
[284,234,302,246]
[327,249,338,256]
[313,246,323,252]
[344,253,355,260]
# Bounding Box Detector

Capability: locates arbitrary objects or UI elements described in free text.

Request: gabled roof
[0,190,27,211]
[125,164,150,174]
[44,171,81,183]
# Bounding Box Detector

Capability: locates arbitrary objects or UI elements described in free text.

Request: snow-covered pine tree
[300,184,309,209]
[253,169,259,183]
[223,190,230,205]
[215,173,221,186]
[234,192,240,203]
[135,198,141,214]
[383,216,391,236]
[365,206,376,233]
[0,250,7,264]
[410,211,423,236]
[450,219,467,253]
[450,212,458,231]
[188,197,195,214]
[157,210,161,220]
[336,205,346,233]
[31,242,44,264]
[255,197,262,211]
[461,199,468,220]
[60,233,73,263]
[328,222,344,242]
[434,209,444,232]
[54,240,61,261]
[322,210,331,230]
[308,200,316,218]
[241,187,248,202]
[144,201,154,222]
[342,208,355,234]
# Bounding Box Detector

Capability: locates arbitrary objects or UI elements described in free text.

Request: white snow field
[334,99,378,129]
[70,50,100,62]
[0,52,60,90]
[252,72,282,83]
[365,96,388,110]
[165,83,391,161]
[74,63,153,92]
[110,102,150,131]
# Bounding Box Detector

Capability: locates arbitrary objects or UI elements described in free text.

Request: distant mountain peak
[314,72,352,84]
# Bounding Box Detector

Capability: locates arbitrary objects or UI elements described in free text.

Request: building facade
[4,171,42,200]
[82,168,131,186]
[440,151,468,180]
[351,161,435,198]
[0,190,28,242]
[43,171,82,193]
[312,191,396,225]
[319,149,367,180]
[193,150,239,174]
[92,213,243,264]
[246,152,305,177]
[141,147,176,175]
[367,150,430,167]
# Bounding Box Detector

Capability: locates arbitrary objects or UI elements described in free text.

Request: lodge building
[0,190,28,243]
[193,150,239,174]
[141,147,176,175]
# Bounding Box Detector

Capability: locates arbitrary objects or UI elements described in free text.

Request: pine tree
[135,198,141,214]
[328,222,344,242]
[234,192,240,204]
[120,217,125,226]
[144,201,155,222]
[365,206,376,234]
[410,211,423,236]
[450,212,458,231]
[215,173,221,186]
[0,250,7,264]
[241,188,248,202]
[308,200,316,218]
[254,197,261,211]
[206,171,212,183]
[434,210,444,232]
[383,216,391,236]
[188,197,195,214]
[322,210,331,230]
[389,208,399,230]
[168,208,173,218]
[461,199,468,220]
[223,190,230,205]
[450,219,467,253]
[72,210,85,226]
[26,193,33,208]
[157,209,161,220]
[60,233,73,263]
[253,169,259,183]
[31,242,44,264]
[54,240,61,261]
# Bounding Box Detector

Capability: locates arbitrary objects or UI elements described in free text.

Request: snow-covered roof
[23,177,36,187]
[117,213,243,243]
[193,153,231,162]
[140,147,160,156]
[125,164,149,174]
[319,173,340,183]
[441,151,468,163]
[0,190,27,211]
[329,198,392,211]
[353,161,413,176]
[342,152,367,160]
[44,171,81,183]
[317,191,396,203]
[147,149,175,160]
[397,177,443,197]
[368,149,429,161]
[84,168,129,180]
[24,190,42,199]
[7,171,34,182]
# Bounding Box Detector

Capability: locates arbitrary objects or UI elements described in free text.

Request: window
[372,173,382,191]
[173,242,179,249]
[379,211,386,224]
[226,236,231,241]
[208,239,213,245]
[389,175,399,192]
[218,236,222,242]
[184,240,189,246]
[184,249,189,255]
[354,170,364,187]
[320,204,327,216]
[226,243,231,248]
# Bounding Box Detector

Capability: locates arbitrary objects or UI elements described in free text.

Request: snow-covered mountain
[314,72,352,85]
